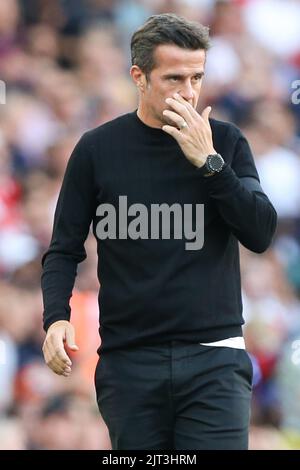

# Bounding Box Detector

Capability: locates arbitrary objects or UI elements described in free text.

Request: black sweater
[41,111,277,353]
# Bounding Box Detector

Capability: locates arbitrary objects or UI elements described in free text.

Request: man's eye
[170,77,179,82]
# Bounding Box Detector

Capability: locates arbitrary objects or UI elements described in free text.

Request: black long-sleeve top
[41,111,277,353]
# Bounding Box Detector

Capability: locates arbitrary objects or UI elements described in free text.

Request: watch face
[207,154,224,172]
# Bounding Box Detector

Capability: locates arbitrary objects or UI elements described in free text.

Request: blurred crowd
[0,0,299,450]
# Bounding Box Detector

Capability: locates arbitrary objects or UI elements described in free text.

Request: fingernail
[174,93,180,98]
[165,98,171,103]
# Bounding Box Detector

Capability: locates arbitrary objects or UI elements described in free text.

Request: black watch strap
[197,164,215,177]
[197,153,225,177]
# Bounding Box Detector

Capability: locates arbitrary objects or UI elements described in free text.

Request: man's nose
[178,81,194,101]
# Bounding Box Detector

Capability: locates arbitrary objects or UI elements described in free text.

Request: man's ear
[130,65,146,91]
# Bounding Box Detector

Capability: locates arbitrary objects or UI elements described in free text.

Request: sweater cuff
[43,312,71,332]
[198,163,241,196]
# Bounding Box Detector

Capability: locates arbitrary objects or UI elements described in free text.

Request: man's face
[138,44,206,126]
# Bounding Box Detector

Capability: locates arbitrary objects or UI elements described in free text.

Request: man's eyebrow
[162,71,205,79]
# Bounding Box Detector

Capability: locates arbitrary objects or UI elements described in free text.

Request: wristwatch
[198,153,225,177]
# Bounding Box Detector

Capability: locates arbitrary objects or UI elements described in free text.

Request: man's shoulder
[209,117,243,143]
[82,112,133,143]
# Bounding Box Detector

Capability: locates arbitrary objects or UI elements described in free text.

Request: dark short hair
[131,13,211,78]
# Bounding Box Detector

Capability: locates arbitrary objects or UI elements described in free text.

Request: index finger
[50,335,72,366]
[173,93,200,120]
[165,98,193,125]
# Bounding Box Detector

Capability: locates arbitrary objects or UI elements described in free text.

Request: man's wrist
[197,152,225,177]
[193,149,215,168]
[193,159,206,169]
[48,320,70,330]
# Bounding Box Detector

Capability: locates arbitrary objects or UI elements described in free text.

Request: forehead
[152,44,206,73]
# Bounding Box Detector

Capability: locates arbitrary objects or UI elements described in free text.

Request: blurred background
[0,0,299,450]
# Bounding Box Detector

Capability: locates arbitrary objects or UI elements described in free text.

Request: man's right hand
[42,320,79,377]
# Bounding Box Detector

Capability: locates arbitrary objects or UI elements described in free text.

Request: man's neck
[137,105,162,129]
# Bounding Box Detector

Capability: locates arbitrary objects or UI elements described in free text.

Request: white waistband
[200,336,245,349]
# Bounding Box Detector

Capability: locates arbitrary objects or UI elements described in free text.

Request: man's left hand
[162,93,216,168]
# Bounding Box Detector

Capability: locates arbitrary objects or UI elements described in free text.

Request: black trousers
[94,340,253,450]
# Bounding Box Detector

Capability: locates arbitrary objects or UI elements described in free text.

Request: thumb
[202,106,212,122]
[65,326,79,351]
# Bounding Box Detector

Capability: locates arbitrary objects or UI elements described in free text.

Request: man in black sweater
[41,13,277,449]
